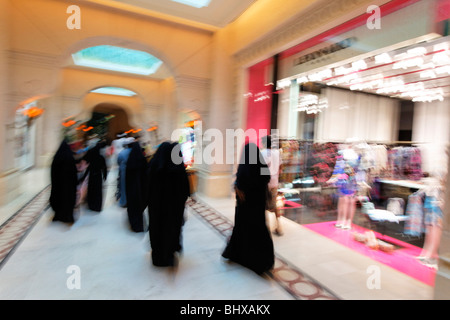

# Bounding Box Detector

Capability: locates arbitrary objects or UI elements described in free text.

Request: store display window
[268,27,449,286]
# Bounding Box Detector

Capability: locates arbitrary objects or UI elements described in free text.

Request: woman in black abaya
[84,142,108,212]
[222,142,274,275]
[147,142,190,267]
[50,139,78,224]
[126,141,148,232]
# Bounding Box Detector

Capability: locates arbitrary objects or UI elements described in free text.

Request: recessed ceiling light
[90,87,137,97]
[171,0,212,9]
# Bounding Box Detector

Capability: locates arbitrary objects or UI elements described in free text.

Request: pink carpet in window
[304,221,436,286]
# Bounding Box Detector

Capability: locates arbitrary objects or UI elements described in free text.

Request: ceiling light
[72,45,163,75]
[375,53,392,64]
[308,69,332,82]
[393,57,424,69]
[90,87,138,97]
[352,59,367,71]
[296,76,309,84]
[436,65,450,75]
[420,70,437,79]
[434,42,449,52]
[432,52,450,64]
[171,0,212,8]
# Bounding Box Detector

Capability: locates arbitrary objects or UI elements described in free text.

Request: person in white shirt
[260,135,283,236]
[111,133,127,169]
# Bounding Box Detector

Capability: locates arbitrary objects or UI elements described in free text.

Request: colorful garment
[404,191,425,236]
[424,196,444,228]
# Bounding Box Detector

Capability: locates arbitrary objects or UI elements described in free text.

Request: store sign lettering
[293,37,357,66]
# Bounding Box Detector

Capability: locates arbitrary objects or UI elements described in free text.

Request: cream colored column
[0,0,23,205]
[0,0,12,173]
[196,29,234,198]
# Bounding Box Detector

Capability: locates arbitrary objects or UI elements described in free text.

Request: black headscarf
[235,142,270,194]
[50,139,78,223]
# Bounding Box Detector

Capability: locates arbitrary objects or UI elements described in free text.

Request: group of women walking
[50,137,275,275]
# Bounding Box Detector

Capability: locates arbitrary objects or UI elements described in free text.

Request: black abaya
[126,141,148,232]
[222,143,274,275]
[147,142,190,267]
[50,140,78,223]
[84,143,108,212]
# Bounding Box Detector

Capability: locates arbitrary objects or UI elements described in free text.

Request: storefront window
[260,1,450,285]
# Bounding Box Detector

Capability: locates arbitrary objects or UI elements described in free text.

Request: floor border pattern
[0,185,51,270]
[186,197,340,300]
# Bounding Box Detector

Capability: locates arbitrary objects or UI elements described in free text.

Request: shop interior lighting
[296,93,328,114]
[171,0,212,8]
[375,53,392,64]
[282,35,450,103]
[72,45,163,76]
[90,87,138,97]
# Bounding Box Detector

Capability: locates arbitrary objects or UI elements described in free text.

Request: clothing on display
[309,142,338,185]
[388,146,422,181]
[279,139,301,184]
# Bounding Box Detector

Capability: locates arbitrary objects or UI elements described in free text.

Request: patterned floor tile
[0,186,340,300]
[186,197,340,300]
[0,185,51,269]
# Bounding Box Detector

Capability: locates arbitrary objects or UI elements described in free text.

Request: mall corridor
[0,167,434,300]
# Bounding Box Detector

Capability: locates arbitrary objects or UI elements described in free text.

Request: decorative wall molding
[8,50,58,69]
[233,0,376,67]
[175,74,211,89]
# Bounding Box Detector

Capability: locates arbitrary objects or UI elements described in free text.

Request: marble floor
[0,167,435,300]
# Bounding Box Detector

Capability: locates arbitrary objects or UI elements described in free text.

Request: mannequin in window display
[335,166,357,229]
[417,171,446,269]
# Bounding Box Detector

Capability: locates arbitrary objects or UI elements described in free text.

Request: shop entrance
[90,103,132,144]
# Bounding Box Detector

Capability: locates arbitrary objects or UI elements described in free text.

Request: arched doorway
[91,103,132,143]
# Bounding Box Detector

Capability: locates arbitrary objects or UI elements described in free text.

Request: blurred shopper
[84,142,108,212]
[117,138,133,207]
[260,135,283,236]
[126,140,148,232]
[75,158,89,208]
[222,142,275,275]
[50,139,78,224]
[111,132,127,169]
[147,142,190,267]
